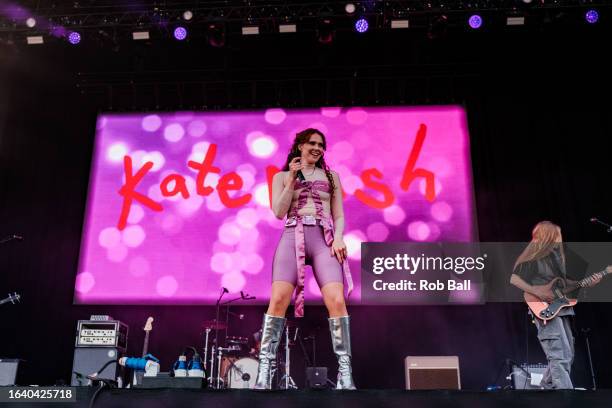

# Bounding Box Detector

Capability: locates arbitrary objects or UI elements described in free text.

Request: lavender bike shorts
[272,225,343,288]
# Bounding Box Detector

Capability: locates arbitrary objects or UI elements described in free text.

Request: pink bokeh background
[75,106,476,304]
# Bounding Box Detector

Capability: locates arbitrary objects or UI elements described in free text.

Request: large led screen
[75,106,476,304]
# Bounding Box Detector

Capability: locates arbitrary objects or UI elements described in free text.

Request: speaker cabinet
[0,359,20,386]
[404,356,461,390]
[306,367,328,389]
[512,363,547,389]
[70,347,124,386]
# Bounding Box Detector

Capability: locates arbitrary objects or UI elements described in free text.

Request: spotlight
[317,18,335,44]
[585,9,599,24]
[345,3,356,14]
[183,10,193,21]
[26,17,36,28]
[173,26,188,40]
[206,23,225,47]
[68,31,81,45]
[468,14,483,29]
[355,18,369,33]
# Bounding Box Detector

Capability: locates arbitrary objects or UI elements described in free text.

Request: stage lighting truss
[0,0,609,41]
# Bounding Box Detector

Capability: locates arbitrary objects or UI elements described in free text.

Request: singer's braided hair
[282,128,336,194]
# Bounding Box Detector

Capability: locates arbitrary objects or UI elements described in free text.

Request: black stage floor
[4,388,612,408]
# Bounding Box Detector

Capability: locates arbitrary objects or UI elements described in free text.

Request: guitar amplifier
[512,363,547,389]
[404,356,461,390]
[75,320,128,351]
[70,347,127,386]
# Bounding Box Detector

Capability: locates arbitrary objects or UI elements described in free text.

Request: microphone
[222,287,229,294]
[13,235,23,241]
[590,218,598,223]
[296,170,305,181]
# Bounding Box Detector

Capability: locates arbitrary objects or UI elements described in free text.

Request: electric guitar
[525,266,612,323]
[142,317,154,357]
[0,293,21,306]
[133,316,154,386]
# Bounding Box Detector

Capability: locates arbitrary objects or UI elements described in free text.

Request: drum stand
[208,344,216,388]
[279,326,298,389]
[203,328,211,372]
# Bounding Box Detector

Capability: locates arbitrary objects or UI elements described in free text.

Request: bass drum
[227,357,259,389]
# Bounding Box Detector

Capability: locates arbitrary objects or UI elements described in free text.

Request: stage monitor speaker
[511,363,547,390]
[404,356,461,390]
[306,367,328,389]
[0,359,20,386]
[70,347,124,386]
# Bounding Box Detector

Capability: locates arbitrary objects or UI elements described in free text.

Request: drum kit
[202,318,299,389]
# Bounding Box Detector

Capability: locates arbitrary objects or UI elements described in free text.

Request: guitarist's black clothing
[515,246,576,389]
[514,247,574,316]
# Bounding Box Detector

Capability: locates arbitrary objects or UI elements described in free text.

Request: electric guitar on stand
[142,317,154,357]
[0,293,21,306]
[133,317,154,386]
[525,266,612,323]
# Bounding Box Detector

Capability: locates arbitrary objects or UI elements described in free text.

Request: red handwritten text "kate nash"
[116,124,436,230]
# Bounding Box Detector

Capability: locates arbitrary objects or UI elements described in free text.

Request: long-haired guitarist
[510,221,602,389]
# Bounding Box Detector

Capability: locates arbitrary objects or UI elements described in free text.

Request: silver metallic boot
[254,313,286,390]
[329,315,356,390]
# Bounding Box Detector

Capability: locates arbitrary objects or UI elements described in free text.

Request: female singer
[254,128,355,390]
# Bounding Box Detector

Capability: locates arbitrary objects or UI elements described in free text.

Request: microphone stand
[582,328,597,390]
[211,288,227,388]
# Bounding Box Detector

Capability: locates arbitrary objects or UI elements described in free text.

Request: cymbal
[203,320,228,330]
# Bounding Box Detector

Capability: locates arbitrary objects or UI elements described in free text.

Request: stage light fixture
[428,15,448,39]
[206,23,225,47]
[26,35,44,45]
[132,31,150,40]
[173,26,188,40]
[391,20,409,29]
[468,14,483,29]
[317,18,335,44]
[242,26,259,35]
[585,9,599,24]
[279,24,297,33]
[68,31,81,45]
[345,3,356,14]
[183,10,194,21]
[506,16,525,26]
[26,17,36,28]
[355,18,369,33]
